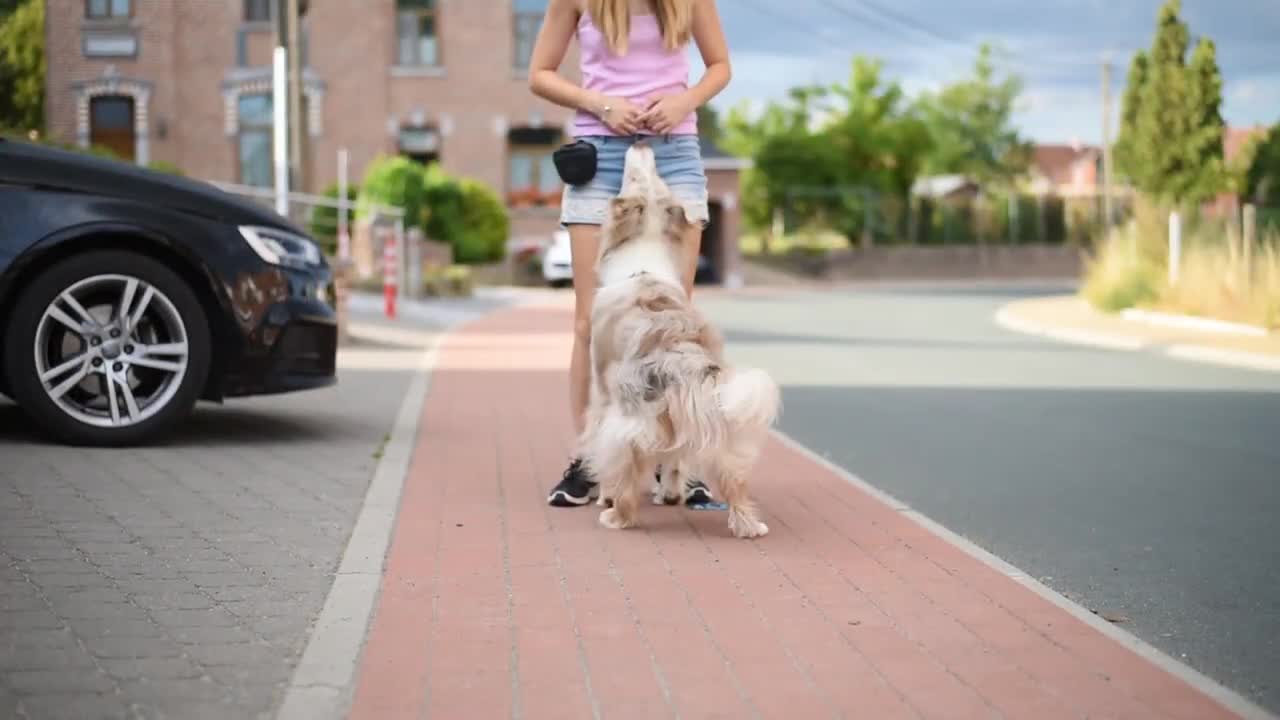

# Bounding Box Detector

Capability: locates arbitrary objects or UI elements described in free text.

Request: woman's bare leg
[568,224,602,435]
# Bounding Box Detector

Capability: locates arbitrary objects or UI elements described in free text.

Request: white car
[541,229,573,287]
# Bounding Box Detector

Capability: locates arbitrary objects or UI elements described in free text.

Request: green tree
[1114,51,1148,184]
[1244,124,1280,206]
[0,0,44,132]
[915,44,1030,186]
[696,104,721,146]
[1118,0,1225,207]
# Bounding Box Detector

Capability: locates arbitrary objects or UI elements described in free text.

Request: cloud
[708,0,1280,140]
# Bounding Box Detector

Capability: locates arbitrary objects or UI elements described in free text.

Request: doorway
[89,95,136,162]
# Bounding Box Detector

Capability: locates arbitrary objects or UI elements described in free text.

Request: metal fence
[209,182,420,299]
[778,186,1136,248]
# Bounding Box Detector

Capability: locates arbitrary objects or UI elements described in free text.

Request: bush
[358,155,429,230]
[1081,223,1162,311]
[422,264,473,297]
[454,179,509,264]
[146,160,183,176]
[310,181,358,257]
[420,163,466,248]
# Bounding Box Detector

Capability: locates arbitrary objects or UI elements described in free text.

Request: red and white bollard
[382,229,398,319]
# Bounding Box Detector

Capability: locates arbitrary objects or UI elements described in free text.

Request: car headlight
[238,225,322,269]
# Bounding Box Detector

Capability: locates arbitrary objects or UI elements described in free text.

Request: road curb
[996,301,1280,375]
[994,305,1148,351]
[771,429,1276,720]
[1120,308,1268,337]
[274,322,443,720]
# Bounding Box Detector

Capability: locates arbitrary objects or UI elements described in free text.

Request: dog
[576,141,780,539]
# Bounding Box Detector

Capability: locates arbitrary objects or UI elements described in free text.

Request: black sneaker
[684,479,714,506]
[654,467,715,506]
[548,458,599,507]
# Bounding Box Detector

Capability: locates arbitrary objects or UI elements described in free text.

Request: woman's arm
[528,0,643,134]
[641,0,732,134]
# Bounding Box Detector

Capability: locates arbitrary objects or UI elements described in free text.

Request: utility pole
[286,0,305,192]
[1101,53,1115,236]
[271,2,289,216]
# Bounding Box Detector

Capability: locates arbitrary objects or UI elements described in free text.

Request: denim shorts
[559,134,709,228]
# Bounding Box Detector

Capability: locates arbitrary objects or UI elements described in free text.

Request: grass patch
[1081,201,1280,330]
[739,231,847,256]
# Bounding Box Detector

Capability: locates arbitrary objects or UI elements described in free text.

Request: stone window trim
[72,73,152,165]
[221,69,326,139]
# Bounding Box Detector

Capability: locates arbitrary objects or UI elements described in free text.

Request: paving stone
[1,315,437,718]
[6,669,115,694]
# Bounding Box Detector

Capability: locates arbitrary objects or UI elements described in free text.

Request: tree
[1114,51,1148,184]
[915,44,1030,187]
[0,0,44,132]
[1244,124,1280,206]
[1117,0,1225,207]
[696,104,722,146]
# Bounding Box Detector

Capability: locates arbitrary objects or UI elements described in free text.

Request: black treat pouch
[552,140,598,186]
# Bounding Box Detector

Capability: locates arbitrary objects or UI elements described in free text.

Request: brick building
[43,0,746,284]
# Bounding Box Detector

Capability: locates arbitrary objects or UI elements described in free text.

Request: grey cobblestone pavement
[0,312,442,720]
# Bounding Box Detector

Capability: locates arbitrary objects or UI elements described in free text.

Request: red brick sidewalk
[346,300,1250,720]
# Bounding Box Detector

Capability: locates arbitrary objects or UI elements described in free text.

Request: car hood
[0,138,301,232]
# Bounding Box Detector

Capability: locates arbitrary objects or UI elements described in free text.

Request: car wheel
[2,250,212,446]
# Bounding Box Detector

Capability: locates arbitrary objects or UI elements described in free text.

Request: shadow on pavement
[0,367,413,448]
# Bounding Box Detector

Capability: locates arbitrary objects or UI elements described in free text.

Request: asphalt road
[698,282,1280,714]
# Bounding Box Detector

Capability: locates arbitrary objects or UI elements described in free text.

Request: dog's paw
[597,495,614,508]
[599,508,632,530]
[728,514,769,539]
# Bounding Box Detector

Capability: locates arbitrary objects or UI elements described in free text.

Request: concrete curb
[1120,308,1269,338]
[994,306,1148,351]
[771,429,1276,720]
[996,302,1280,375]
[274,322,442,720]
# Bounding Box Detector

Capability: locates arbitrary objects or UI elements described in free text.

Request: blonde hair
[587,0,693,55]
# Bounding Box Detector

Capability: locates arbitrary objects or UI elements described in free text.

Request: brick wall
[43,1,741,282]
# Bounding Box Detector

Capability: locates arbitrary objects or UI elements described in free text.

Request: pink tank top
[572,11,698,137]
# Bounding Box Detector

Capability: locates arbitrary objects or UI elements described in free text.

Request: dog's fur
[577,142,780,539]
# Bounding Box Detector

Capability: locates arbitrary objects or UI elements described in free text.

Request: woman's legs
[568,224,601,435]
[548,223,604,507]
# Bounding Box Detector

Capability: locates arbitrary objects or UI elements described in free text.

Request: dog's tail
[662,353,780,454]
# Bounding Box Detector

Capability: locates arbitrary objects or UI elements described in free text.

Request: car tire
[2,250,212,447]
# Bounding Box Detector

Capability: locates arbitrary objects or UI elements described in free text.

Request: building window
[237,94,273,187]
[399,126,440,166]
[245,0,272,23]
[86,0,130,20]
[396,0,439,67]
[513,0,546,71]
[507,127,561,207]
[89,95,136,161]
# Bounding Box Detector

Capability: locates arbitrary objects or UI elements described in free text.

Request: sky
[693,0,1279,145]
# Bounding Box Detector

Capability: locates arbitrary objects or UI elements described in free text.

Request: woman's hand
[639,93,696,135]
[593,95,645,135]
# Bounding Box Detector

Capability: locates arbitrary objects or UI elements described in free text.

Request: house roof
[1224,125,1267,163]
[699,136,751,171]
[1032,143,1099,186]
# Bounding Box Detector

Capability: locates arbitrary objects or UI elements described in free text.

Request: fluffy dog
[577,142,780,539]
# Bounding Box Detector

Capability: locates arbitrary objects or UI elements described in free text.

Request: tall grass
[1081,198,1280,330]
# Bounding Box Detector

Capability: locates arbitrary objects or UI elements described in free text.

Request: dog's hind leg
[598,447,652,530]
[710,444,769,539]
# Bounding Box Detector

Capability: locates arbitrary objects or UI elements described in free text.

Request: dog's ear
[662,199,690,242]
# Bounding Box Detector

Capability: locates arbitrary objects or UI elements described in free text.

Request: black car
[0,137,337,446]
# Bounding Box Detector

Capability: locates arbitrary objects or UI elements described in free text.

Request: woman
[528,0,731,506]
